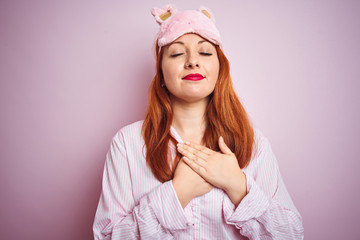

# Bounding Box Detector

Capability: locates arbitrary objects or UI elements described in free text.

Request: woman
[93,5,304,239]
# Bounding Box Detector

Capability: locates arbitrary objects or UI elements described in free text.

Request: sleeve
[93,131,189,240]
[222,132,304,239]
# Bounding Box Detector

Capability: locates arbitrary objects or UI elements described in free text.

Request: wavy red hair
[142,43,255,183]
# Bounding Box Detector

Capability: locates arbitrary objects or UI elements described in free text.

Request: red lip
[182,74,204,81]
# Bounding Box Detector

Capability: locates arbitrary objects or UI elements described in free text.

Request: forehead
[166,33,213,48]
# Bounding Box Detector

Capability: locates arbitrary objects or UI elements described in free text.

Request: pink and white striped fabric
[93,120,304,239]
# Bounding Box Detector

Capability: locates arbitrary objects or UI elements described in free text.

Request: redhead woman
[93,5,304,239]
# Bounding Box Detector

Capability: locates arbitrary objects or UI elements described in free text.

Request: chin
[169,88,214,103]
[178,93,212,103]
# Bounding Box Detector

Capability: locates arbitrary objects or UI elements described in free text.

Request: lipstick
[182,74,204,81]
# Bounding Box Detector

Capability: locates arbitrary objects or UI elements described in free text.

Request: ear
[199,6,216,23]
[151,5,177,25]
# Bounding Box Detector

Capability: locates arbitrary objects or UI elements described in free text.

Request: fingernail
[184,141,190,145]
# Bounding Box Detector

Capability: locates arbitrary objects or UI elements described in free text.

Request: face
[161,34,220,103]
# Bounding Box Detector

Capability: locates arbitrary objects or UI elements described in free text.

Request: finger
[177,145,209,163]
[182,156,207,177]
[182,141,215,155]
[185,153,207,168]
[177,144,209,160]
[218,136,233,155]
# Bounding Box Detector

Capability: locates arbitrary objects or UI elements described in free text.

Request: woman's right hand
[172,158,213,208]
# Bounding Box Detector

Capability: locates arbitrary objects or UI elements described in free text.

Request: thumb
[218,136,233,155]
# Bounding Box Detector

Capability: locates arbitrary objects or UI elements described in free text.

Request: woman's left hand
[177,136,247,206]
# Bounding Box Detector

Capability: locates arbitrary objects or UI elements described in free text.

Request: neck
[171,96,209,143]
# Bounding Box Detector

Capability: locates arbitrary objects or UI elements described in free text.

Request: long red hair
[142,43,255,182]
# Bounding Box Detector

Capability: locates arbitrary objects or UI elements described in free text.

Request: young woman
[93,5,304,239]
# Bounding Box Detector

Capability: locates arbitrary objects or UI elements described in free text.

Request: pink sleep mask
[151,5,221,48]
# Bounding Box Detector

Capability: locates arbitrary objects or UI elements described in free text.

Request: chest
[128,151,226,226]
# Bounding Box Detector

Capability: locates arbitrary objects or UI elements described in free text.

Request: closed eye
[170,53,184,57]
[200,52,213,56]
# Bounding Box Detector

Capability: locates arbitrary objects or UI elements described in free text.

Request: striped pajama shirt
[93,120,304,239]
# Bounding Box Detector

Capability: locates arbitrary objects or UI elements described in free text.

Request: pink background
[1,0,359,239]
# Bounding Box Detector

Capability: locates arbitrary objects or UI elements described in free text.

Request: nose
[185,53,200,69]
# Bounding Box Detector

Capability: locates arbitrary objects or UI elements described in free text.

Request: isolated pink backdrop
[1,0,359,239]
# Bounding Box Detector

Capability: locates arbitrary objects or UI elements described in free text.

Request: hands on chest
[172,136,247,208]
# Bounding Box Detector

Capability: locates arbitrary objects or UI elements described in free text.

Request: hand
[172,158,213,208]
[177,136,247,206]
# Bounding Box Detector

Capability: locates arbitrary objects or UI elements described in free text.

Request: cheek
[162,61,179,82]
[161,65,181,97]
[209,60,220,82]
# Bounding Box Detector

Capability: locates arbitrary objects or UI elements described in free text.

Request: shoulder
[249,128,277,166]
[118,120,144,136]
[112,120,144,144]
[253,128,272,152]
